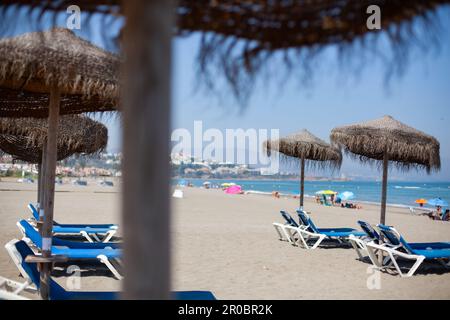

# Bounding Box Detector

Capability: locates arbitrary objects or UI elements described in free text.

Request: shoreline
[173,177,450,183]
[179,185,434,213]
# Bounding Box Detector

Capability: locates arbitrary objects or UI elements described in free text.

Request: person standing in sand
[315,195,320,204]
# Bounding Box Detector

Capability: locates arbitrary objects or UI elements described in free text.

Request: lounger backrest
[19,220,42,249]
[14,240,41,287]
[280,211,299,227]
[357,221,380,240]
[296,210,309,225]
[296,210,319,233]
[377,224,414,253]
[28,203,39,221]
[13,240,66,298]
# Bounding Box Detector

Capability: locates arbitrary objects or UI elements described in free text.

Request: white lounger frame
[274,222,352,250]
[76,227,117,243]
[274,211,356,250]
[365,242,426,277]
[364,226,450,277]
[27,204,118,243]
[348,226,426,277]
[16,223,123,280]
[273,211,326,248]
[272,223,296,243]
[98,254,123,280]
[348,234,382,266]
[0,239,38,300]
[348,234,367,259]
[27,219,118,243]
[0,282,31,300]
[282,225,326,249]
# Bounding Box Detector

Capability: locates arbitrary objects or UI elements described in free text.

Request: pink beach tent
[225,185,242,194]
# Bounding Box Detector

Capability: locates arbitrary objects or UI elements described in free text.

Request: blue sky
[166,29,450,181]
[6,6,450,181]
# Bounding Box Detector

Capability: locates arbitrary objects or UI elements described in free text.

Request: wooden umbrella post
[380,149,389,225]
[300,155,305,211]
[37,162,41,205]
[38,141,47,229]
[39,86,60,300]
[378,149,389,263]
[122,0,174,299]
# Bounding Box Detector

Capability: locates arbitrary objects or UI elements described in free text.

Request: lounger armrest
[366,243,423,260]
[284,226,320,237]
[25,254,68,264]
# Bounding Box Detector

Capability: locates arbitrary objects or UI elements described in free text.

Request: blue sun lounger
[28,203,118,242]
[297,210,365,238]
[18,219,123,279]
[364,224,450,277]
[280,210,365,249]
[3,239,216,300]
[272,210,300,243]
[18,220,121,249]
[348,221,382,262]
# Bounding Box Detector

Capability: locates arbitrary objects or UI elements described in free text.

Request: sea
[175,179,450,209]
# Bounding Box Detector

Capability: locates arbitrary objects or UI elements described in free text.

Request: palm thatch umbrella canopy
[0,115,108,163]
[331,115,440,224]
[265,129,342,210]
[1,1,449,101]
[0,28,119,117]
[4,1,449,43]
[0,87,117,118]
[0,27,119,300]
[0,115,107,206]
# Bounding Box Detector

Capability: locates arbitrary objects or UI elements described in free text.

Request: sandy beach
[1,178,449,299]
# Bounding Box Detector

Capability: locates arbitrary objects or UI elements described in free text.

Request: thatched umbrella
[0,115,107,163]
[0,115,108,204]
[2,1,450,102]
[0,28,119,117]
[265,129,342,210]
[330,115,440,224]
[0,87,117,118]
[0,28,119,299]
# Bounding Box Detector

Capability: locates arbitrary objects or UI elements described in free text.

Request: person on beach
[428,210,443,220]
[427,211,436,220]
[315,195,320,204]
[443,209,449,221]
[341,202,362,209]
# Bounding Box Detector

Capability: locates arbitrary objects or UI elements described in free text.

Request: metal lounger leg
[310,234,326,249]
[349,237,366,260]
[272,223,287,242]
[97,254,123,280]
[102,230,116,243]
[80,231,95,243]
